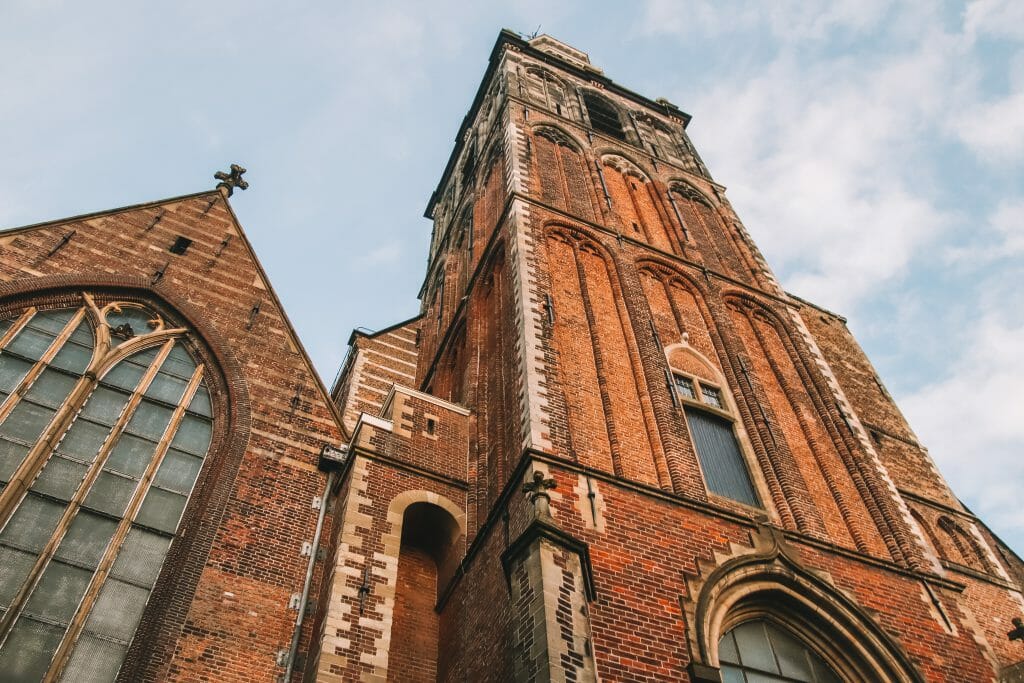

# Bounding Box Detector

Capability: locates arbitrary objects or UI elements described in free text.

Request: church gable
[0,190,344,681]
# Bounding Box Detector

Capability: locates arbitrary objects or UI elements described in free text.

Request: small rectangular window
[674,375,695,400]
[169,236,192,255]
[701,385,723,409]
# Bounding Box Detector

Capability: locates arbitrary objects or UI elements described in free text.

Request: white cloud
[684,34,958,311]
[900,314,1024,539]
[637,0,893,43]
[945,197,1024,264]
[964,0,1024,42]
[955,90,1024,165]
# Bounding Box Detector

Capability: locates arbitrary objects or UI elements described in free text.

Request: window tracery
[0,295,215,681]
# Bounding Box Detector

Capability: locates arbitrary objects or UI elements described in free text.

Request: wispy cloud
[901,314,1024,537]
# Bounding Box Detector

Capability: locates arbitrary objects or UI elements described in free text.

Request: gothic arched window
[582,91,626,140]
[719,619,841,683]
[0,296,214,681]
[672,364,759,508]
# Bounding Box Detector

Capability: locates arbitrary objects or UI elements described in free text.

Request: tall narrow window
[0,298,214,682]
[673,372,759,507]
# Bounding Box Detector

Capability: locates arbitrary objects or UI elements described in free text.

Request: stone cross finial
[214,164,249,196]
[523,471,557,518]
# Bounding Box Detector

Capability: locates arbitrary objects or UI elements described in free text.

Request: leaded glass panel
[101,348,158,392]
[83,579,149,642]
[24,369,79,408]
[170,415,211,455]
[0,439,31,482]
[59,634,126,683]
[56,419,110,462]
[0,547,36,607]
[1,494,64,552]
[153,449,203,494]
[22,560,92,623]
[104,434,155,478]
[31,455,88,501]
[0,355,32,394]
[0,400,56,443]
[6,327,57,361]
[26,309,76,336]
[110,528,171,588]
[674,374,695,399]
[143,371,188,405]
[719,619,841,683]
[0,616,65,682]
[49,321,93,374]
[54,512,118,569]
[701,385,723,408]
[80,387,130,426]
[82,471,137,517]
[136,487,187,533]
[188,386,212,417]
[124,399,173,440]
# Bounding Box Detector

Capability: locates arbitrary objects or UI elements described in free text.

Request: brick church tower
[1,29,1023,683]
[313,31,1024,683]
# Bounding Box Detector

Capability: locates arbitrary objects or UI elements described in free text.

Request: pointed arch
[0,277,251,682]
[530,125,597,220]
[693,545,924,682]
[531,123,584,152]
[598,152,674,251]
[542,222,666,487]
[725,292,904,561]
[938,516,994,573]
[581,89,626,140]
[523,66,577,120]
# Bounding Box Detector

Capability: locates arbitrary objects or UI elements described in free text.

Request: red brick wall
[388,545,439,682]
[0,192,343,682]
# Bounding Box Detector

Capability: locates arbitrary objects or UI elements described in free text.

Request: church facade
[0,30,1021,682]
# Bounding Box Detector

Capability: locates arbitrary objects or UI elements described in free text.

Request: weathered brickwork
[8,28,1022,683]
[333,321,420,434]
[0,192,344,682]
[318,30,1024,683]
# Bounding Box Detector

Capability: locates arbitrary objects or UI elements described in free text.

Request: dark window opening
[583,92,626,140]
[460,142,477,190]
[169,236,193,255]
[425,418,436,435]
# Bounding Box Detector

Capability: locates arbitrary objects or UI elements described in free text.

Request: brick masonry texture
[5,29,1024,683]
[0,192,344,681]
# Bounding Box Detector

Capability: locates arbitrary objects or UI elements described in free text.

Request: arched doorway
[388,501,462,682]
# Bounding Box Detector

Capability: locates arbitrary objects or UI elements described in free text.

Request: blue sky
[2,1,1022,553]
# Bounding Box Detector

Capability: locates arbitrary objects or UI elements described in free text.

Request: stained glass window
[0,301,214,682]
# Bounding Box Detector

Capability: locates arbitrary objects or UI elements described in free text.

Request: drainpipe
[283,469,334,682]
